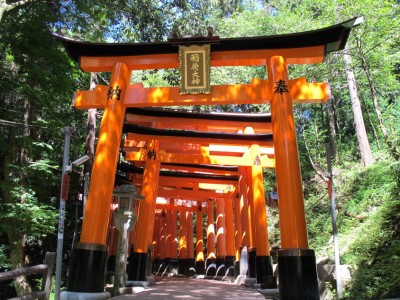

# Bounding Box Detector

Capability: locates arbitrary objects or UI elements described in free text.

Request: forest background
[0,0,399,299]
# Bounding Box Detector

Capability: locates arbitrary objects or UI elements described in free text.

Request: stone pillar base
[195,260,205,275]
[255,255,273,284]
[278,249,319,300]
[61,291,110,300]
[67,244,108,293]
[127,252,148,281]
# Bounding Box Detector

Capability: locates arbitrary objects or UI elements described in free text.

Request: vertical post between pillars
[268,55,319,299]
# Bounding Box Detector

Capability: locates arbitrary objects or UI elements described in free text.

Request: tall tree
[343,51,375,166]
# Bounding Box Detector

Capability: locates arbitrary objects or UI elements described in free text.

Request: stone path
[110,276,266,300]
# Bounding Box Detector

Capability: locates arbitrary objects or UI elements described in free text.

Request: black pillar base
[216,257,226,276]
[169,258,179,274]
[107,254,116,273]
[127,251,148,281]
[206,258,216,276]
[224,256,235,277]
[67,243,108,293]
[178,258,187,275]
[234,260,240,277]
[278,249,319,300]
[195,260,205,274]
[153,258,159,273]
[255,255,273,284]
[248,247,256,278]
[185,258,196,276]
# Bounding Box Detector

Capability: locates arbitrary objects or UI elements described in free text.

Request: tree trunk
[1,123,32,296]
[84,73,98,175]
[0,0,41,24]
[343,51,375,167]
[327,98,339,162]
[358,41,399,161]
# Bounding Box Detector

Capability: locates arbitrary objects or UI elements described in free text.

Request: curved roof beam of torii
[123,123,273,147]
[124,107,272,133]
[53,17,363,71]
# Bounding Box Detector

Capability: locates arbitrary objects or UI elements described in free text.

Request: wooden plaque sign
[179,45,211,94]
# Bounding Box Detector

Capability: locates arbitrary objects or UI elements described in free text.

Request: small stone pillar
[113,184,144,296]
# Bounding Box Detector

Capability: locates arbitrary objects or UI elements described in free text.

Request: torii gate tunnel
[56,17,361,300]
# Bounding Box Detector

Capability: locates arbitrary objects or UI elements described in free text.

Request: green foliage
[0,185,57,238]
[305,158,400,299]
[342,163,400,299]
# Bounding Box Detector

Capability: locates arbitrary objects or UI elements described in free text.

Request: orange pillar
[268,55,319,298]
[225,198,235,276]
[216,197,226,275]
[68,62,130,293]
[248,127,273,283]
[178,210,187,274]
[245,165,257,279]
[171,209,178,259]
[153,213,161,262]
[186,211,195,274]
[165,209,172,259]
[234,195,242,263]
[169,208,179,275]
[268,57,308,248]
[159,212,166,261]
[238,166,250,248]
[206,199,216,276]
[186,212,194,259]
[195,210,205,274]
[243,132,256,250]
[130,139,160,281]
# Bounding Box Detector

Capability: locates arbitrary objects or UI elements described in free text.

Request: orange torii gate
[120,108,275,280]
[55,17,361,300]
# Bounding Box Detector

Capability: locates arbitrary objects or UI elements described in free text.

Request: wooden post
[195,210,205,274]
[178,209,187,274]
[225,198,235,276]
[68,63,130,293]
[206,199,216,276]
[216,197,226,275]
[128,139,160,281]
[268,55,319,299]
[238,166,250,248]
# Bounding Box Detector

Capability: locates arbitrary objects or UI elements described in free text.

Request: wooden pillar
[234,195,242,274]
[195,210,205,274]
[216,198,226,275]
[206,199,216,276]
[238,166,250,248]
[245,165,256,279]
[178,209,187,274]
[248,127,273,284]
[268,55,319,299]
[171,209,178,259]
[153,213,161,262]
[225,198,235,276]
[68,62,130,293]
[165,209,172,259]
[186,211,195,274]
[129,139,160,281]
[159,212,166,261]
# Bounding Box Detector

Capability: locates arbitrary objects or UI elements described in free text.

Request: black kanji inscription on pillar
[107,86,121,100]
[274,79,289,94]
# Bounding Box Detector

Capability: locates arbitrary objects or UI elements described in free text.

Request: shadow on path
[111,276,265,299]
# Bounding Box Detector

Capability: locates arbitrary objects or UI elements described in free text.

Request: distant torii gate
[55,17,361,300]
